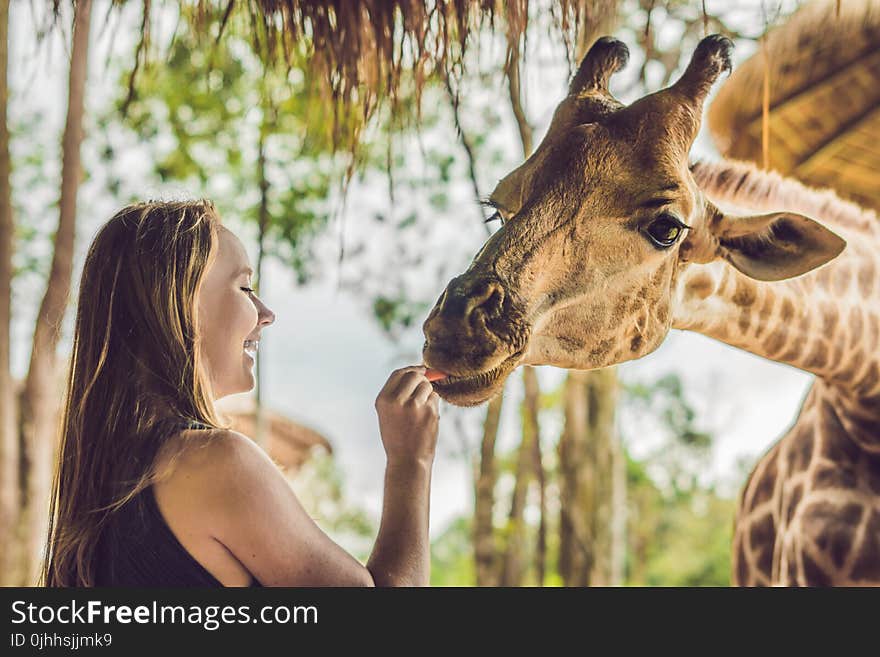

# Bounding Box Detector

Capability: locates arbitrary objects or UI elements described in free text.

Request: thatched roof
[226,410,332,472]
[217,395,332,472]
[708,0,880,211]
[56,1,610,126]
[204,0,595,106]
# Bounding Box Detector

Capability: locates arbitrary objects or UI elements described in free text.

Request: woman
[40,200,439,587]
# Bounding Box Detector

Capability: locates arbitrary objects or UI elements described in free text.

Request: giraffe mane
[691,159,879,236]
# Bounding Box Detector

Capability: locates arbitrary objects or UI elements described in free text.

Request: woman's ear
[711,210,846,282]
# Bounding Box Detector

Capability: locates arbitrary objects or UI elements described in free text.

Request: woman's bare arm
[189,366,439,586]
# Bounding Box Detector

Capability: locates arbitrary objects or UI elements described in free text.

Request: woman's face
[198,226,276,400]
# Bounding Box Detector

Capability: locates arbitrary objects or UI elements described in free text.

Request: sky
[8,0,813,541]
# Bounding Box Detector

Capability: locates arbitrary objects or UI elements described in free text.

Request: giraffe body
[736,381,880,586]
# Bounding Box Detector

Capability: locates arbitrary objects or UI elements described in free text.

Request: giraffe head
[422,35,846,406]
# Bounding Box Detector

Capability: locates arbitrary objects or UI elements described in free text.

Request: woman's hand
[374,366,439,467]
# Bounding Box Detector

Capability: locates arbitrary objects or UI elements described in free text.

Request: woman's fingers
[378,366,425,398]
[412,380,434,405]
[393,370,428,402]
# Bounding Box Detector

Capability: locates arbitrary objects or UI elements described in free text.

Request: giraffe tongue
[424,368,449,382]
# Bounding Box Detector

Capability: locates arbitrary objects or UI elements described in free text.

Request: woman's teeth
[243,340,258,356]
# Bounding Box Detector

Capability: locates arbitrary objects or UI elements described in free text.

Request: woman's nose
[258,299,276,326]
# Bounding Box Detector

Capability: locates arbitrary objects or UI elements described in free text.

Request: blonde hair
[41,200,230,586]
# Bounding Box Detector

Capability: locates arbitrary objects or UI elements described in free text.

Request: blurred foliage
[287,449,375,562]
[104,4,351,285]
[624,449,734,587]
[9,108,55,284]
[429,371,735,586]
[430,516,476,587]
[372,294,432,334]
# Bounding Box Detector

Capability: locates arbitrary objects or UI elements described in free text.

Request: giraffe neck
[672,160,880,410]
[672,235,880,402]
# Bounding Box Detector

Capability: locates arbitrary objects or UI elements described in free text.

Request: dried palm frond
[52,1,617,134]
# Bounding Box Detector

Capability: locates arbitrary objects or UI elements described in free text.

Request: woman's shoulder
[156,426,269,489]
[154,426,282,535]
[151,427,269,586]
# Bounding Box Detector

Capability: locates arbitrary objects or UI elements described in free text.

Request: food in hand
[424,368,448,382]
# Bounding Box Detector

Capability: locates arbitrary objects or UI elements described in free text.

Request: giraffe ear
[712,211,846,281]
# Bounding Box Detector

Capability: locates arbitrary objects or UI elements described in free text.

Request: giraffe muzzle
[422,275,530,406]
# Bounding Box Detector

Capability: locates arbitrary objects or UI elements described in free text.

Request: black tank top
[94,419,262,587]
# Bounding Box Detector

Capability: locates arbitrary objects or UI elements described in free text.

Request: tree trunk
[499,370,535,587]
[504,53,532,161]
[0,0,18,585]
[253,98,272,448]
[473,391,503,586]
[610,423,627,586]
[576,1,622,61]
[558,368,619,586]
[558,371,589,584]
[16,0,92,585]
[523,366,545,586]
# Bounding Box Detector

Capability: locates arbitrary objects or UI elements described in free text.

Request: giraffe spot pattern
[819,400,862,463]
[858,361,879,397]
[819,300,837,338]
[849,510,880,581]
[659,308,670,329]
[857,262,875,298]
[630,334,643,353]
[589,338,615,360]
[801,500,862,574]
[763,324,788,356]
[737,306,751,336]
[750,464,777,508]
[866,462,880,496]
[784,546,798,584]
[784,482,804,526]
[732,279,757,307]
[756,540,773,578]
[828,340,845,372]
[801,549,832,586]
[755,292,775,339]
[848,307,863,351]
[685,273,713,299]
[832,265,851,297]
[812,462,857,491]
[735,537,750,585]
[780,297,795,323]
[867,314,879,348]
[786,429,813,474]
[803,340,828,370]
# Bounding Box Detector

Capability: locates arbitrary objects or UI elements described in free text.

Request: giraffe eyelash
[479,199,506,225]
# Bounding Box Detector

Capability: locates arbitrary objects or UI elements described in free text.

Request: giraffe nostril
[464,280,505,317]
[486,286,504,314]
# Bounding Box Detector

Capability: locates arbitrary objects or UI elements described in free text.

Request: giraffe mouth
[428,348,526,407]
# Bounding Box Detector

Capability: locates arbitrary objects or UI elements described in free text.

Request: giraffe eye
[645,214,685,248]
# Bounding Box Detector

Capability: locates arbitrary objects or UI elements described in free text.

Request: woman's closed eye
[240,287,256,295]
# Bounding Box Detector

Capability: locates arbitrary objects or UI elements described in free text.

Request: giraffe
[421,35,880,586]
